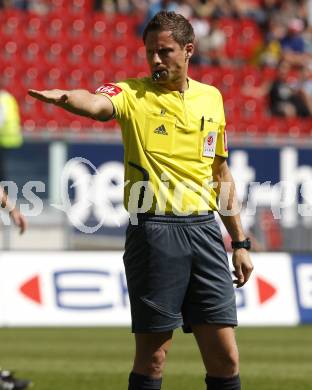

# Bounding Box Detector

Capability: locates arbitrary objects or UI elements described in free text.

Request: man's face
[145,30,191,86]
[278,62,290,81]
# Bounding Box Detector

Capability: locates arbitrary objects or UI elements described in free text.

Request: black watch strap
[231,237,251,250]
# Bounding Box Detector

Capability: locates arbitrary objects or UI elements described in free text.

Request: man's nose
[152,52,161,65]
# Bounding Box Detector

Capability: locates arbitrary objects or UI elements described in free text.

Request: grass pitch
[0,326,311,390]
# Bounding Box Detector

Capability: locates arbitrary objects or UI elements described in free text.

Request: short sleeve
[215,92,228,158]
[95,82,130,121]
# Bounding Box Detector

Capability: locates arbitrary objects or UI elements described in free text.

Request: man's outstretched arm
[28,89,114,121]
[212,155,254,288]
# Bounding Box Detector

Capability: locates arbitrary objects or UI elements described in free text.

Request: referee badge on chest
[203,132,217,158]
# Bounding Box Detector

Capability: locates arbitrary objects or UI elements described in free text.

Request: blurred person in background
[280,17,308,66]
[231,0,264,21]
[137,0,180,34]
[0,185,26,234]
[28,10,253,390]
[0,369,31,390]
[194,15,229,66]
[269,60,312,117]
[0,0,28,10]
[0,80,23,183]
[94,0,132,14]
[258,14,285,67]
[297,63,312,113]
[241,59,312,117]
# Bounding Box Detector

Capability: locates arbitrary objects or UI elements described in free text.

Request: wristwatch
[231,237,251,250]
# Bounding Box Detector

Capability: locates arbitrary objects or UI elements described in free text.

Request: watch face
[232,238,251,250]
[244,239,251,250]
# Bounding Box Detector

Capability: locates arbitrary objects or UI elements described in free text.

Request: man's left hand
[232,249,253,288]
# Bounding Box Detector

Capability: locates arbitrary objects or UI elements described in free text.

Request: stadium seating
[0,7,311,137]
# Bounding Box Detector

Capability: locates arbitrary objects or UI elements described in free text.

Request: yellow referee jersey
[96,77,228,215]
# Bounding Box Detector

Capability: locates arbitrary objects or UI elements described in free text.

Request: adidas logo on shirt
[154,124,168,135]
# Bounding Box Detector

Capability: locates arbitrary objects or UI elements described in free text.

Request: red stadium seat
[89,68,115,90]
[0,39,19,65]
[24,12,47,40]
[0,12,300,137]
[65,68,90,89]
[265,118,289,137]
[22,66,45,90]
[67,16,91,43]
[45,15,67,40]
[90,13,109,39]
[112,66,130,82]
[284,118,312,138]
[0,9,25,38]
[88,44,113,68]
[67,43,90,65]
[43,66,68,89]
[297,118,312,137]
[218,18,237,39]
[22,42,48,66]
[198,66,223,87]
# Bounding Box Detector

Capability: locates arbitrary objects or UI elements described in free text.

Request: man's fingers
[233,268,244,288]
[241,263,254,284]
[28,89,44,98]
[233,263,254,288]
[28,89,68,104]
[28,89,52,102]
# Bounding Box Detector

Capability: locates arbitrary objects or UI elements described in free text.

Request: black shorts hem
[182,318,238,333]
[132,321,183,334]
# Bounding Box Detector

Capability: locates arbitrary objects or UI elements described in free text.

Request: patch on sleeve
[224,130,228,152]
[95,83,122,97]
[203,131,217,158]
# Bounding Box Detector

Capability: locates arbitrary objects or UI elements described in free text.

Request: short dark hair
[143,11,195,48]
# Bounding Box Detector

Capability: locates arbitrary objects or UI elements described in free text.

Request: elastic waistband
[130,211,215,225]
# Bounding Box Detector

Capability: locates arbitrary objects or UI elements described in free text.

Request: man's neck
[163,77,189,93]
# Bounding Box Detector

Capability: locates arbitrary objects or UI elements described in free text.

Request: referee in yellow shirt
[29,11,253,390]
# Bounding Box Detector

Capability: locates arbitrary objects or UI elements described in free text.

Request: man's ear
[185,43,194,60]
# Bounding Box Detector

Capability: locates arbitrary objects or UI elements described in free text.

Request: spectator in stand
[258,14,285,67]
[269,60,311,117]
[194,15,229,66]
[145,0,178,19]
[302,23,312,54]
[130,0,150,14]
[231,0,265,22]
[297,63,312,114]
[94,0,132,14]
[0,0,50,12]
[0,0,26,8]
[280,17,308,66]
[137,0,180,35]
[184,0,234,19]
[242,60,312,117]
[261,0,281,25]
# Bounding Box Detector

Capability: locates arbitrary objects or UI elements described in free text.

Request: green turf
[0,326,311,390]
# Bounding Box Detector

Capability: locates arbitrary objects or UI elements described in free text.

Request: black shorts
[123,213,237,333]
